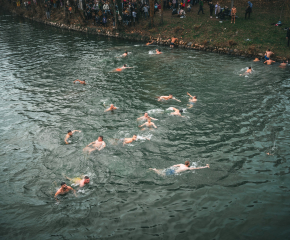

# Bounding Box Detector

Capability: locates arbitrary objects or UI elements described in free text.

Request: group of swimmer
[56,91,208,200]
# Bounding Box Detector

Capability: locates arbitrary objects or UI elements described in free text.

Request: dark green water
[1,13,290,239]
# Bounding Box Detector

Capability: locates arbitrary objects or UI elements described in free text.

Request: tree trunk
[149,0,154,27]
[160,0,163,25]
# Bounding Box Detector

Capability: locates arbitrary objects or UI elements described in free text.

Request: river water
[1,13,290,239]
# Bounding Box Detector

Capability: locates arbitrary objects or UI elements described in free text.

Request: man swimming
[54,182,76,200]
[122,51,128,57]
[137,112,158,121]
[158,94,181,102]
[169,107,184,117]
[279,60,288,68]
[64,130,81,144]
[156,49,162,54]
[65,176,90,187]
[240,67,252,76]
[187,92,197,102]
[253,58,260,62]
[170,36,177,48]
[265,49,274,60]
[83,136,106,153]
[139,118,157,129]
[105,104,118,112]
[264,59,275,65]
[123,134,137,145]
[73,79,86,85]
[150,161,210,176]
[114,64,133,72]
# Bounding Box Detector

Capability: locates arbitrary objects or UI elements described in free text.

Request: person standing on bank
[287,27,290,47]
[198,0,204,14]
[231,5,236,24]
[245,1,252,19]
[209,1,214,18]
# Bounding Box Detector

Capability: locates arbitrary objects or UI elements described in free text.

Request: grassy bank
[1,0,290,59]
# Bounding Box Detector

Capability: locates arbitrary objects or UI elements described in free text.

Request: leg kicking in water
[150,161,209,176]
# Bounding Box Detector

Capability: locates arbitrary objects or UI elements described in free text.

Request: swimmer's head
[148,118,151,122]
[268,49,270,51]
[144,112,148,117]
[61,182,67,189]
[98,136,103,141]
[61,182,66,186]
[110,104,114,107]
[84,176,90,184]
[169,94,173,98]
[249,67,251,69]
[68,130,73,135]
[133,134,137,140]
[159,49,161,52]
[179,109,183,113]
[123,64,127,67]
[185,161,190,166]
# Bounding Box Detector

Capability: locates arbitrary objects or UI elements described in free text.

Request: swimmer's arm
[139,123,146,127]
[87,141,95,146]
[104,108,110,112]
[73,79,80,83]
[264,61,267,64]
[173,98,181,102]
[187,92,193,98]
[137,116,144,120]
[54,189,61,199]
[65,175,72,181]
[149,116,158,120]
[153,123,157,128]
[72,130,81,134]
[64,135,70,144]
[188,164,210,170]
[98,142,106,151]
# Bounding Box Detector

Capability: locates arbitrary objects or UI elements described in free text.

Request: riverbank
[1,0,290,61]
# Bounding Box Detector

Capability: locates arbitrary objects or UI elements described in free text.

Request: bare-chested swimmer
[264,59,275,65]
[253,58,260,62]
[105,104,118,112]
[73,79,86,85]
[54,182,76,200]
[114,64,133,72]
[158,94,181,102]
[139,118,157,129]
[64,130,81,144]
[122,51,128,57]
[65,176,90,187]
[240,67,252,76]
[150,161,210,176]
[156,49,162,54]
[170,107,184,117]
[187,92,197,102]
[83,136,106,153]
[137,112,158,121]
[279,60,288,68]
[123,135,138,145]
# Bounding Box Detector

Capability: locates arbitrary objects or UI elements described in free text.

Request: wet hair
[179,109,183,113]
[84,176,89,179]
[124,64,127,67]
[133,134,137,137]
[68,130,72,133]
[125,51,127,53]
[268,49,270,51]
[99,136,103,140]
[185,161,190,166]
[159,49,161,52]
[61,182,66,186]
[249,67,251,69]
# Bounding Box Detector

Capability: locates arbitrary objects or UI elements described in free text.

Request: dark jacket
[287,28,290,38]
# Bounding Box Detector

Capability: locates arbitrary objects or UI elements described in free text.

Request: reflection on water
[0,13,290,239]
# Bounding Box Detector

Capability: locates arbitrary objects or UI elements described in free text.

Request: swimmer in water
[139,118,157,129]
[150,161,210,176]
[253,58,260,62]
[73,79,86,85]
[170,107,184,117]
[137,112,158,121]
[264,59,275,65]
[64,130,81,144]
[123,134,138,145]
[122,51,128,57]
[114,64,133,72]
[156,49,162,54]
[187,92,197,102]
[105,104,118,112]
[157,94,181,102]
[54,182,76,200]
[65,176,90,188]
[240,67,252,76]
[279,60,288,68]
[83,136,106,153]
